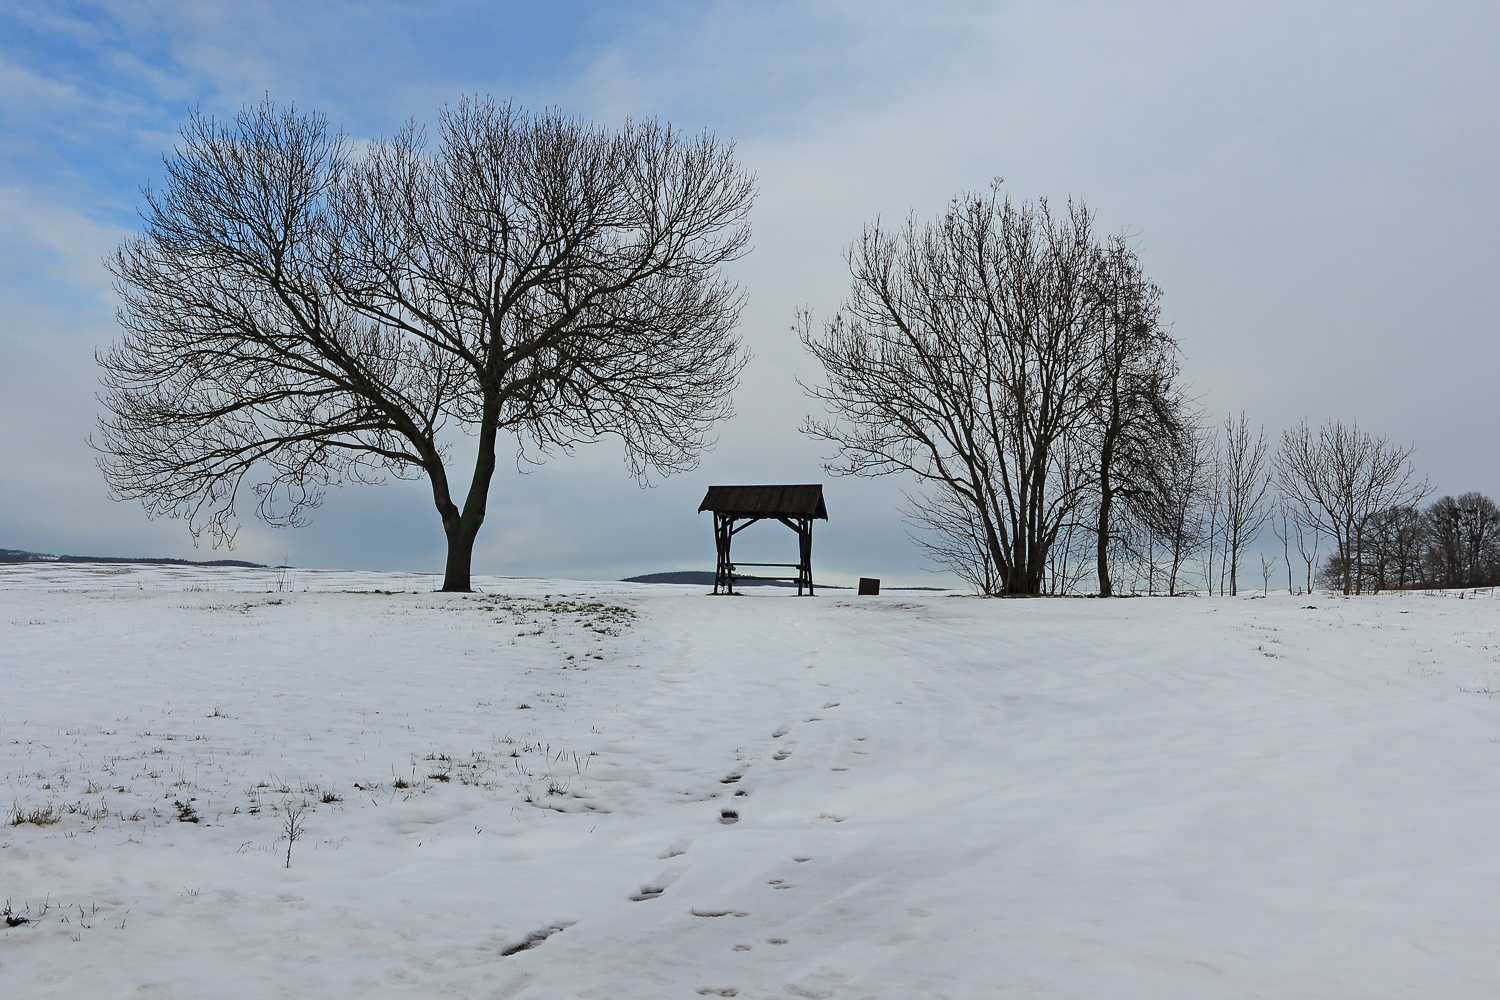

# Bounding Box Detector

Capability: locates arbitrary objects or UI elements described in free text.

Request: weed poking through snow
[283,805,306,868]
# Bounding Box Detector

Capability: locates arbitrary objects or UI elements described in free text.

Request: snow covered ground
[2,564,1499,999]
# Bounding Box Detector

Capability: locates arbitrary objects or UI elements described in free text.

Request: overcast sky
[2,1,1496,585]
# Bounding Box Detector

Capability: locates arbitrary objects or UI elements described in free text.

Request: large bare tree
[1274,418,1428,595]
[96,99,753,591]
[800,185,1101,595]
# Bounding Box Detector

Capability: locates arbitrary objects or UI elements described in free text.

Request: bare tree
[1271,506,1295,594]
[1217,413,1273,596]
[1362,504,1423,592]
[1293,514,1321,595]
[1134,417,1212,596]
[1088,238,1187,596]
[96,99,753,591]
[1274,418,1429,595]
[801,185,1101,595]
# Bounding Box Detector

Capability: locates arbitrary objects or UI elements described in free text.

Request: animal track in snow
[772,725,790,738]
[803,716,823,722]
[719,772,743,784]
[731,943,752,951]
[822,701,840,709]
[768,879,794,890]
[719,807,739,824]
[697,988,739,997]
[690,907,748,917]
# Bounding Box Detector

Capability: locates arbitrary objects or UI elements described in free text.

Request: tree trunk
[442,521,479,592]
[440,395,501,592]
[1228,533,1238,596]
[1096,418,1118,597]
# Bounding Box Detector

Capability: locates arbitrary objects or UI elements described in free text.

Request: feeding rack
[698,485,828,596]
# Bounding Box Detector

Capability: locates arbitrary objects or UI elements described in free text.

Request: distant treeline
[1314,493,1500,593]
[0,548,264,568]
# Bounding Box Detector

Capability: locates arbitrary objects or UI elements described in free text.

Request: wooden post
[713,513,736,595]
[797,517,814,596]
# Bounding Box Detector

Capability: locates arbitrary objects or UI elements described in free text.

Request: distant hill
[623,571,813,588]
[0,548,264,568]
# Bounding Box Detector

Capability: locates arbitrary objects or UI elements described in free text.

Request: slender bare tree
[1133,417,1212,596]
[96,99,753,591]
[1271,506,1295,594]
[1274,418,1429,595]
[1217,412,1273,596]
[1293,514,1321,595]
[1088,237,1187,596]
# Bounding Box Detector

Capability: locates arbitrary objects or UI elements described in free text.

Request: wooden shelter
[698,485,828,596]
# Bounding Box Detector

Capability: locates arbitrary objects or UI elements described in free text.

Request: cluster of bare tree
[800,184,1191,595]
[1021,415,1438,598]
[101,109,1470,599]
[1315,492,1500,593]
[96,99,754,591]
[1098,412,1275,597]
[799,183,1455,598]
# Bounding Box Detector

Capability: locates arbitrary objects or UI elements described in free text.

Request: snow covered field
[3,564,1499,999]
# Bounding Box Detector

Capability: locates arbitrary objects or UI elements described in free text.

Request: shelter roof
[698,484,827,519]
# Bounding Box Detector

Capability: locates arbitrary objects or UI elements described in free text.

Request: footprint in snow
[659,838,692,859]
[630,869,682,902]
[719,808,739,824]
[697,989,739,997]
[719,772,743,784]
[784,986,832,999]
[822,701,840,709]
[772,725,790,738]
[773,748,792,761]
[499,920,574,956]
